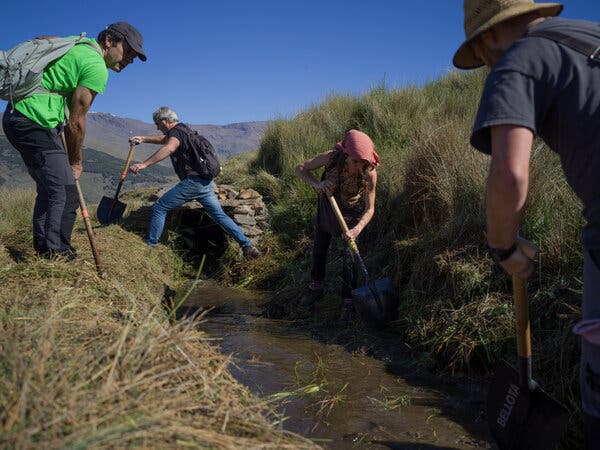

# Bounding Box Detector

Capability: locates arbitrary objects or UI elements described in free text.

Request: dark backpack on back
[179,124,221,180]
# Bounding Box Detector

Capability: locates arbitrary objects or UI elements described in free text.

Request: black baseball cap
[106,21,147,61]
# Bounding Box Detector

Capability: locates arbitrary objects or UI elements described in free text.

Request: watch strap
[487,242,518,262]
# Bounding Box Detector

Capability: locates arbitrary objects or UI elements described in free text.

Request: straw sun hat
[453,0,563,69]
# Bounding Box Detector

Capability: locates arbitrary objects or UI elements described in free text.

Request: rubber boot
[584,413,600,450]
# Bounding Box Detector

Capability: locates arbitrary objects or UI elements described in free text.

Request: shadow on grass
[5,245,28,263]
[372,442,463,450]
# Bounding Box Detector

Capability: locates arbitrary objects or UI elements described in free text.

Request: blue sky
[2,1,599,125]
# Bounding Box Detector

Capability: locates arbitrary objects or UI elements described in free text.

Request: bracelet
[486,242,518,263]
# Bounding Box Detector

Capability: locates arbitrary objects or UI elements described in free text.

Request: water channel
[178,281,495,449]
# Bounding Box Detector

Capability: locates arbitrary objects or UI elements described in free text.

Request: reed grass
[221,69,585,446]
[0,189,319,449]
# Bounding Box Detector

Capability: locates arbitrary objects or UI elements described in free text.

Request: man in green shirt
[2,22,146,259]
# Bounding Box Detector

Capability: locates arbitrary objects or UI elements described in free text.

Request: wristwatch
[486,243,518,263]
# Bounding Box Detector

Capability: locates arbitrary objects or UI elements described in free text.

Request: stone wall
[149,183,269,244]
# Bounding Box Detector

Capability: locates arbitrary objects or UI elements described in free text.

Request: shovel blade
[97,196,126,225]
[487,362,568,450]
[352,277,396,327]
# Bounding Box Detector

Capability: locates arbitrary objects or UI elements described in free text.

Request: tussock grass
[219,70,585,445]
[0,189,318,449]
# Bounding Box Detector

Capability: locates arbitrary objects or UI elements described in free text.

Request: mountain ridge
[0,111,269,163]
[0,111,268,202]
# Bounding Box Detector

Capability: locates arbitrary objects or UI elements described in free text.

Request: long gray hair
[152,106,179,124]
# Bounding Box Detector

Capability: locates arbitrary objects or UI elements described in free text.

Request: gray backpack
[0,33,101,106]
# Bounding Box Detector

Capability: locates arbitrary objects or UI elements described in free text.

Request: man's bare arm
[130,134,168,145]
[486,124,534,278]
[129,137,180,174]
[64,86,97,179]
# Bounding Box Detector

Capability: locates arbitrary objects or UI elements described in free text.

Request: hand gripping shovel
[97,143,135,225]
[327,195,395,326]
[487,238,568,449]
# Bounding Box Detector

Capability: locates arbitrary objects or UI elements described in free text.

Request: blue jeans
[146,176,251,248]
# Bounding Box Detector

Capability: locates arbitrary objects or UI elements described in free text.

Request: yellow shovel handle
[120,144,136,180]
[512,237,539,359]
[327,195,359,253]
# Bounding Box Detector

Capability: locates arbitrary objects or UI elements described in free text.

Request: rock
[182,200,202,210]
[238,188,261,199]
[239,225,263,237]
[234,214,257,226]
[255,214,270,226]
[233,205,255,215]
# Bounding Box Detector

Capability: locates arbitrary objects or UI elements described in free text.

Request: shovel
[60,133,105,278]
[97,143,135,225]
[327,195,395,326]
[487,238,568,449]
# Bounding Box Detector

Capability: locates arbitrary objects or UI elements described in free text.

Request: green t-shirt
[14,37,108,129]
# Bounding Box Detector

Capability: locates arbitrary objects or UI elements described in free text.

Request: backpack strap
[3,33,101,120]
[320,149,346,182]
[53,34,102,122]
[528,29,600,62]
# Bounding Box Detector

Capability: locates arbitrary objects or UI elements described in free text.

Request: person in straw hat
[454,0,600,446]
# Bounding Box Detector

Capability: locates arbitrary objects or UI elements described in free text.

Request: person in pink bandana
[295,130,380,320]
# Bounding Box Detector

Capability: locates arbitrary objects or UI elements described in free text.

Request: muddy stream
[178,281,495,449]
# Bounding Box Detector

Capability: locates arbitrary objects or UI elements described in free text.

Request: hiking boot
[243,245,262,260]
[39,246,78,262]
[299,280,324,310]
[33,242,47,254]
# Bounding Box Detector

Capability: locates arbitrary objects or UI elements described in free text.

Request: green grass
[217,69,585,447]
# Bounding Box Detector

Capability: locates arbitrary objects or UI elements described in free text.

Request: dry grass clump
[0,189,318,449]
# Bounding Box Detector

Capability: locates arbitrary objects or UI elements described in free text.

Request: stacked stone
[212,184,269,239]
[123,184,269,244]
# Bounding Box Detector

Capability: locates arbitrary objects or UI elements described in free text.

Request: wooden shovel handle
[120,144,136,181]
[75,179,105,278]
[327,195,360,254]
[516,236,539,260]
[512,276,531,359]
[327,195,350,234]
[512,238,539,360]
[60,132,105,278]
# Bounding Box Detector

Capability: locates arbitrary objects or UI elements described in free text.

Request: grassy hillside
[0,189,317,449]
[221,71,585,446]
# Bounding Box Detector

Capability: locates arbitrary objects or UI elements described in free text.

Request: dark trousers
[310,227,359,299]
[2,105,78,253]
[581,249,600,417]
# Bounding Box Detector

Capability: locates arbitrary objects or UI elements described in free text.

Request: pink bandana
[334,130,380,167]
